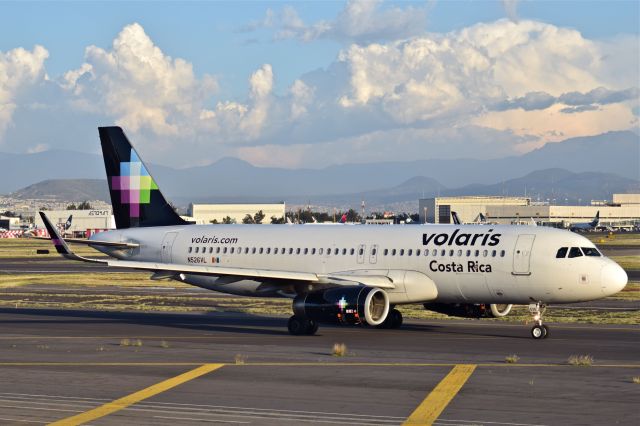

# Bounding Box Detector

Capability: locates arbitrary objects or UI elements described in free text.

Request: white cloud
[0,45,49,139]
[63,23,217,137]
[272,0,428,44]
[1,18,638,170]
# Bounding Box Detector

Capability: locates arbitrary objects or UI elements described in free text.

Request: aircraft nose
[601,263,628,296]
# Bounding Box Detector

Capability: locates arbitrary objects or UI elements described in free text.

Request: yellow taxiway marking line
[0,362,637,368]
[47,363,223,426]
[403,364,476,426]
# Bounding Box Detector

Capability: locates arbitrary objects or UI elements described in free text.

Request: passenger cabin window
[466,250,471,257]
[392,249,397,256]
[424,249,429,257]
[384,249,389,256]
[350,248,355,255]
[209,247,214,254]
[408,249,413,256]
[416,249,420,257]
[266,248,271,254]
[195,247,199,253]
[556,247,568,258]
[319,248,324,255]
[399,249,404,256]
[334,248,339,255]
[372,248,377,255]
[304,248,308,255]
[500,250,505,257]
[457,249,462,256]
[230,247,234,254]
[274,248,279,254]
[581,247,601,257]
[223,247,228,254]
[188,247,192,253]
[312,248,316,255]
[568,247,583,258]
[259,248,264,254]
[343,248,347,255]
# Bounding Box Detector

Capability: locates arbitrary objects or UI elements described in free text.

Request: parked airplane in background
[64,215,73,231]
[40,127,628,339]
[570,211,600,232]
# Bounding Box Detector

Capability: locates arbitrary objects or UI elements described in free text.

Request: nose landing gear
[529,302,549,339]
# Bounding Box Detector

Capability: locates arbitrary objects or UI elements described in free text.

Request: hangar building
[34,209,114,236]
[188,203,285,224]
[419,194,640,228]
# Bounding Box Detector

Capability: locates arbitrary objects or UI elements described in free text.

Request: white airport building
[188,203,286,224]
[34,209,115,236]
[419,194,640,228]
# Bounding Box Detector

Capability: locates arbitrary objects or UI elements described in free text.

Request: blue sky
[0,1,638,168]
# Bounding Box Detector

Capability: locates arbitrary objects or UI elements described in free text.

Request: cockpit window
[568,247,583,258]
[581,247,601,257]
[556,247,568,258]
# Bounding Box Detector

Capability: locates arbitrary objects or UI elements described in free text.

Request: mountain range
[2,131,639,206]
[9,168,639,211]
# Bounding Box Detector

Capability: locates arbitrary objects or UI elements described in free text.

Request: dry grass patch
[332,343,347,357]
[568,354,594,366]
[632,377,640,384]
[160,340,170,349]
[119,338,131,347]
[234,354,247,365]
[505,354,520,364]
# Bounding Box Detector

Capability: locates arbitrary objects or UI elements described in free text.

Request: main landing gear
[377,308,403,329]
[529,302,549,339]
[288,315,318,335]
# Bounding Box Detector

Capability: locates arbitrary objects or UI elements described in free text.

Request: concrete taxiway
[0,308,638,425]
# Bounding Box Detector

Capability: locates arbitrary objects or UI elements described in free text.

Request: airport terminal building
[419,194,640,228]
[188,203,285,224]
[33,209,115,236]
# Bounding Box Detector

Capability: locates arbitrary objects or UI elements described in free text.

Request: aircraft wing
[31,235,139,249]
[106,260,396,289]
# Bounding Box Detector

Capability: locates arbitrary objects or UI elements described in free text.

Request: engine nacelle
[424,303,513,319]
[294,286,390,326]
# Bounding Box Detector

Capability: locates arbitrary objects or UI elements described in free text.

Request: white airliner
[39,127,628,339]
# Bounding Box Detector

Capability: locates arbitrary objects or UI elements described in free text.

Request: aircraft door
[161,232,179,263]
[512,234,535,275]
[369,244,378,264]
[357,244,366,264]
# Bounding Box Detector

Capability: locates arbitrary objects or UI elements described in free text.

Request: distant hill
[12,169,637,210]
[9,179,110,202]
[1,130,638,198]
[448,169,640,202]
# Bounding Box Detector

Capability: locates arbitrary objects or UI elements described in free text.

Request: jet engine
[424,303,513,319]
[294,286,389,326]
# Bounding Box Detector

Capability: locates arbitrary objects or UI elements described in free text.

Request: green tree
[77,201,92,210]
[253,210,265,224]
[345,208,360,222]
[222,216,235,224]
[242,214,254,224]
[270,215,285,224]
[66,203,77,210]
[210,219,219,224]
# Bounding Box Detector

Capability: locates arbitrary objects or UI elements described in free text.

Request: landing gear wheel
[542,324,549,339]
[306,319,319,335]
[528,302,549,340]
[531,325,545,339]
[288,316,318,336]
[390,309,403,329]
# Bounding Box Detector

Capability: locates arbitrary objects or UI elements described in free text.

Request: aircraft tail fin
[98,127,188,229]
[451,211,461,225]
[591,210,600,227]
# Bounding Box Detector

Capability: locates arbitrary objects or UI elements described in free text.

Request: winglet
[39,212,104,263]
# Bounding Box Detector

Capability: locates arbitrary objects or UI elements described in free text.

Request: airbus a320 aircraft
[40,127,628,339]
